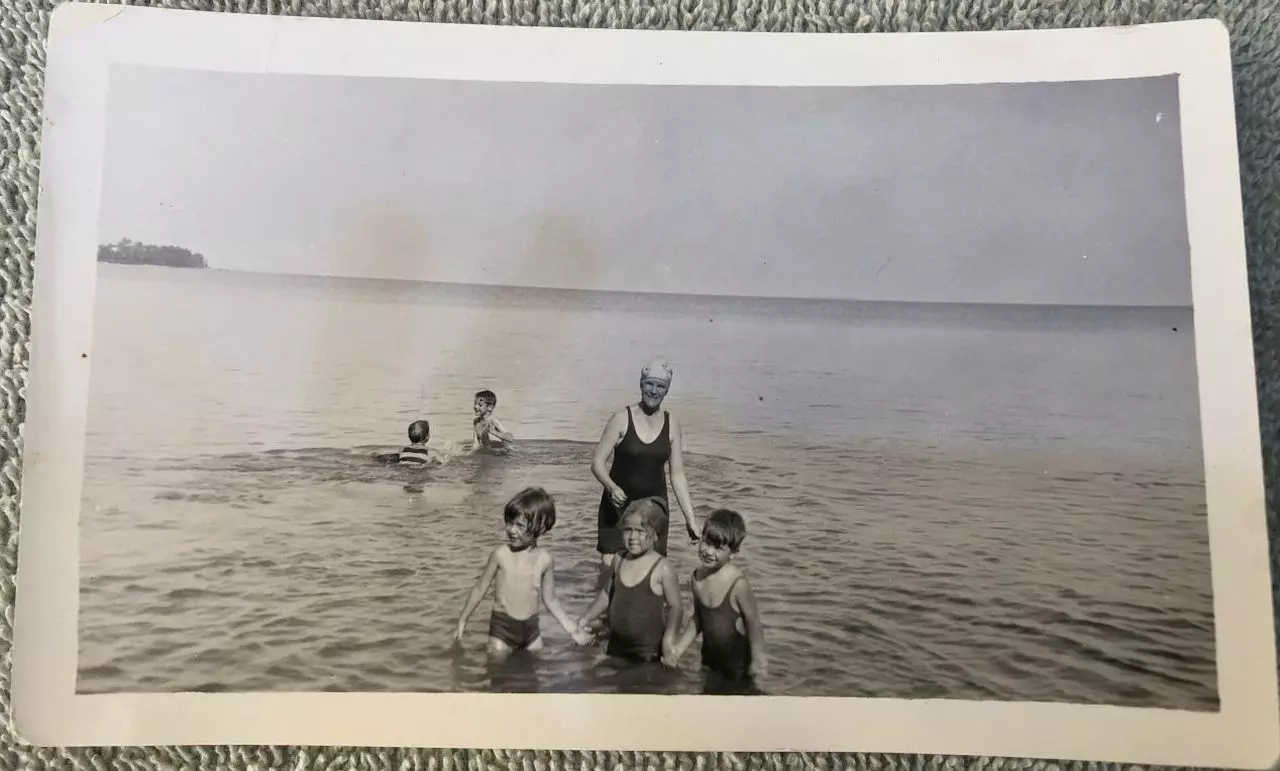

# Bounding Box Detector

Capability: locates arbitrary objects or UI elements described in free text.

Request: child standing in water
[666,508,769,682]
[576,497,683,663]
[455,487,590,657]
[472,390,514,452]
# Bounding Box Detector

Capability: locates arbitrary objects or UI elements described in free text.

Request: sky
[99,66,1190,306]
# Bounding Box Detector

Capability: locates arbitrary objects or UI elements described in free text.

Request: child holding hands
[455,487,591,657]
[576,497,683,663]
[665,508,768,682]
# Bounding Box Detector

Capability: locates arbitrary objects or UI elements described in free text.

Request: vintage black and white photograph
[14,5,1277,762]
[76,64,1218,704]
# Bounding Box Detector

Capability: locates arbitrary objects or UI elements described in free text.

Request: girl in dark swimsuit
[591,360,700,562]
[575,498,683,663]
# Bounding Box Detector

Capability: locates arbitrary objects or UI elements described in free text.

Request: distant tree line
[98,239,209,269]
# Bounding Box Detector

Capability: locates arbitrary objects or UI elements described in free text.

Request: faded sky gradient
[100,66,1190,306]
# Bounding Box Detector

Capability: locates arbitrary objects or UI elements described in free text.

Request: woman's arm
[667,415,700,540]
[734,578,769,676]
[659,559,684,663]
[540,553,590,644]
[591,411,628,508]
[576,555,616,630]
[455,548,500,642]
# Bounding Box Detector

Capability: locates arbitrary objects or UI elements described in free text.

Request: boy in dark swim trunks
[454,487,591,658]
[575,497,683,663]
[665,508,769,681]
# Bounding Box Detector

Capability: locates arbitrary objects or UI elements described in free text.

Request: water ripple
[78,439,1216,710]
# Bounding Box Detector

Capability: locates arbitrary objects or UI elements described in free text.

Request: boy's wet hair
[621,496,669,536]
[407,420,431,443]
[504,486,557,537]
[475,390,498,409]
[702,508,747,552]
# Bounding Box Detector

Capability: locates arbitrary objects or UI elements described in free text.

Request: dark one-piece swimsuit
[598,407,671,556]
[605,558,667,662]
[695,576,752,680]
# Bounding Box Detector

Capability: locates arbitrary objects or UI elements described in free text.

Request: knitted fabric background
[0,0,1275,769]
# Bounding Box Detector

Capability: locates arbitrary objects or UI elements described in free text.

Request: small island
[98,239,209,269]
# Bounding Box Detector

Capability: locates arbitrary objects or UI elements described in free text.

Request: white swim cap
[640,359,674,385]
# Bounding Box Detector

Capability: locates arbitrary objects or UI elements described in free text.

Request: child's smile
[506,518,534,549]
[698,540,731,567]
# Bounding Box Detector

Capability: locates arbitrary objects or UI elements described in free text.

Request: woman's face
[639,378,669,411]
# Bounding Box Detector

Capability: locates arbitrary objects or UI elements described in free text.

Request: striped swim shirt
[398,446,432,465]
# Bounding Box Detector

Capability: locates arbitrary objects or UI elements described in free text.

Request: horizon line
[99,260,1195,312]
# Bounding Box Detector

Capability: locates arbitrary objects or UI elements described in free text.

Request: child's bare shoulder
[531,546,555,570]
[653,555,680,584]
[727,566,754,601]
[688,564,722,593]
[697,563,743,591]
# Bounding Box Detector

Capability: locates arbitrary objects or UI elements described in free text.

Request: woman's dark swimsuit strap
[597,407,671,555]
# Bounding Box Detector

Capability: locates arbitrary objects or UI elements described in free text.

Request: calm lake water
[77,264,1216,708]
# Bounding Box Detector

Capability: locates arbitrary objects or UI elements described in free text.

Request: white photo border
[13,4,1278,765]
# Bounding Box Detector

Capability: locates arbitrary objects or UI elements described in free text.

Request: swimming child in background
[575,497,683,663]
[455,487,591,657]
[374,419,445,466]
[665,508,768,681]
[472,390,514,452]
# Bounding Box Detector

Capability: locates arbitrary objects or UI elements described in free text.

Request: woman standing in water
[591,359,701,565]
